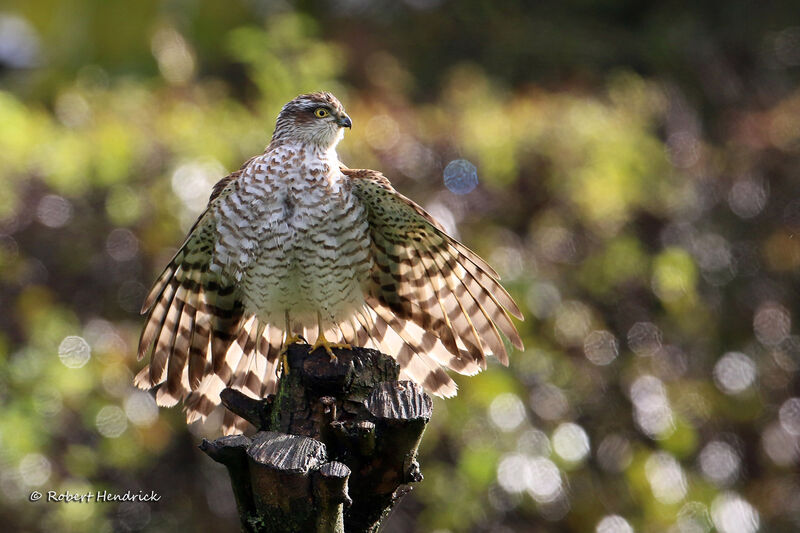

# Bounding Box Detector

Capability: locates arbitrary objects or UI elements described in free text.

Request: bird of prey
[136,92,524,433]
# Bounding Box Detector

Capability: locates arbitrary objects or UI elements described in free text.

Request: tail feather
[185,373,224,423]
[149,286,185,387]
[259,325,283,397]
[165,299,191,396]
[188,315,211,390]
[368,300,460,390]
[366,305,457,397]
[141,254,181,314]
[137,277,179,361]
[183,317,284,435]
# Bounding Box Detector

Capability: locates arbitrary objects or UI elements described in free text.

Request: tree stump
[199,344,433,533]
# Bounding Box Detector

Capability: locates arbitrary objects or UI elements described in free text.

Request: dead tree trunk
[200,344,432,533]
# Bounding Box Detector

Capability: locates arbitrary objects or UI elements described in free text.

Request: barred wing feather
[345,168,524,396]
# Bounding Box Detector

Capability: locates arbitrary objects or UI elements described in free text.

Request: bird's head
[271,92,352,148]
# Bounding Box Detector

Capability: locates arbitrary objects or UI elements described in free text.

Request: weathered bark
[200,344,432,533]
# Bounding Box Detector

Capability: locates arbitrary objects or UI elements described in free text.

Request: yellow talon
[308,330,351,362]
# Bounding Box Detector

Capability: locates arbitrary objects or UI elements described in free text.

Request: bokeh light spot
[677,501,713,533]
[55,90,91,128]
[497,454,563,503]
[525,457,563,503]
[32,388,63,417]
[0,14,40,68]
[552,422,590,463]
[596,515,633,533]
[488,393,527,432]
[18,454,51,487]
[517,428,551,457]
[536,225,578,263]
[753,301,791,346]
[394,136,438,179]
[106,228,140,262]
[728,178,768,219]
[526,282,562,320]
[665,131,701,168]
[692,232,733,274]
[761,422,800,466]
[553,300,593,347]
[36,194,73,228]
[710,493,759,533]
[497,453,529,494]
[365,114,400,151]
[171,159,226,214]
[584,329,619,365]
[443,159,478,194]
[627,322,662,357]
[118,280,148,314]
[698,441,740,486]
[83,318,127,354]
[96,405,128,438]
[151,27,195,84]
[530,383,569,421]
[713,352,756,395]
[58,335,91,369]
[631,375,674,438]
[645,451,687,504]
[778,397,800,435]
[424,202,458,237]
[124,391,159,427]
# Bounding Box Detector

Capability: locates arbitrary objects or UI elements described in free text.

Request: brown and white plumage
[136,92,524,434]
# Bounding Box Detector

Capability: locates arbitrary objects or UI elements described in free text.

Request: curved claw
[309,332,351,363]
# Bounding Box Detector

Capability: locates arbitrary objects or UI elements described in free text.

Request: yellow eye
[314,107,330,118]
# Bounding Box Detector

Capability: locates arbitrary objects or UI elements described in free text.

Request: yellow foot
[308,334,351,363]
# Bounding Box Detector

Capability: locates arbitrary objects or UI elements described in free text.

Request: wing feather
[346,167,524,382]
[137,170,250,423]
[419,239,508,364]
[365,302,458,396]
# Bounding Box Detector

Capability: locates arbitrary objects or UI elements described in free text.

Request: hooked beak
[337,114,352,128]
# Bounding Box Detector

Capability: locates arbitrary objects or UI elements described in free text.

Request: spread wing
[345,168,524,396]
[136,167,282,434]
[137,162,525,433]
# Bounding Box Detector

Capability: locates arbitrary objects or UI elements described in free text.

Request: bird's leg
[308,311,351,362]
[279,311,307,375]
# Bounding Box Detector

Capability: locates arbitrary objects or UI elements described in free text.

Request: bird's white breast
[212,143,373,326]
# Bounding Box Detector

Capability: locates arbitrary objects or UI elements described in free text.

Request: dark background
[1,1,799,531]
